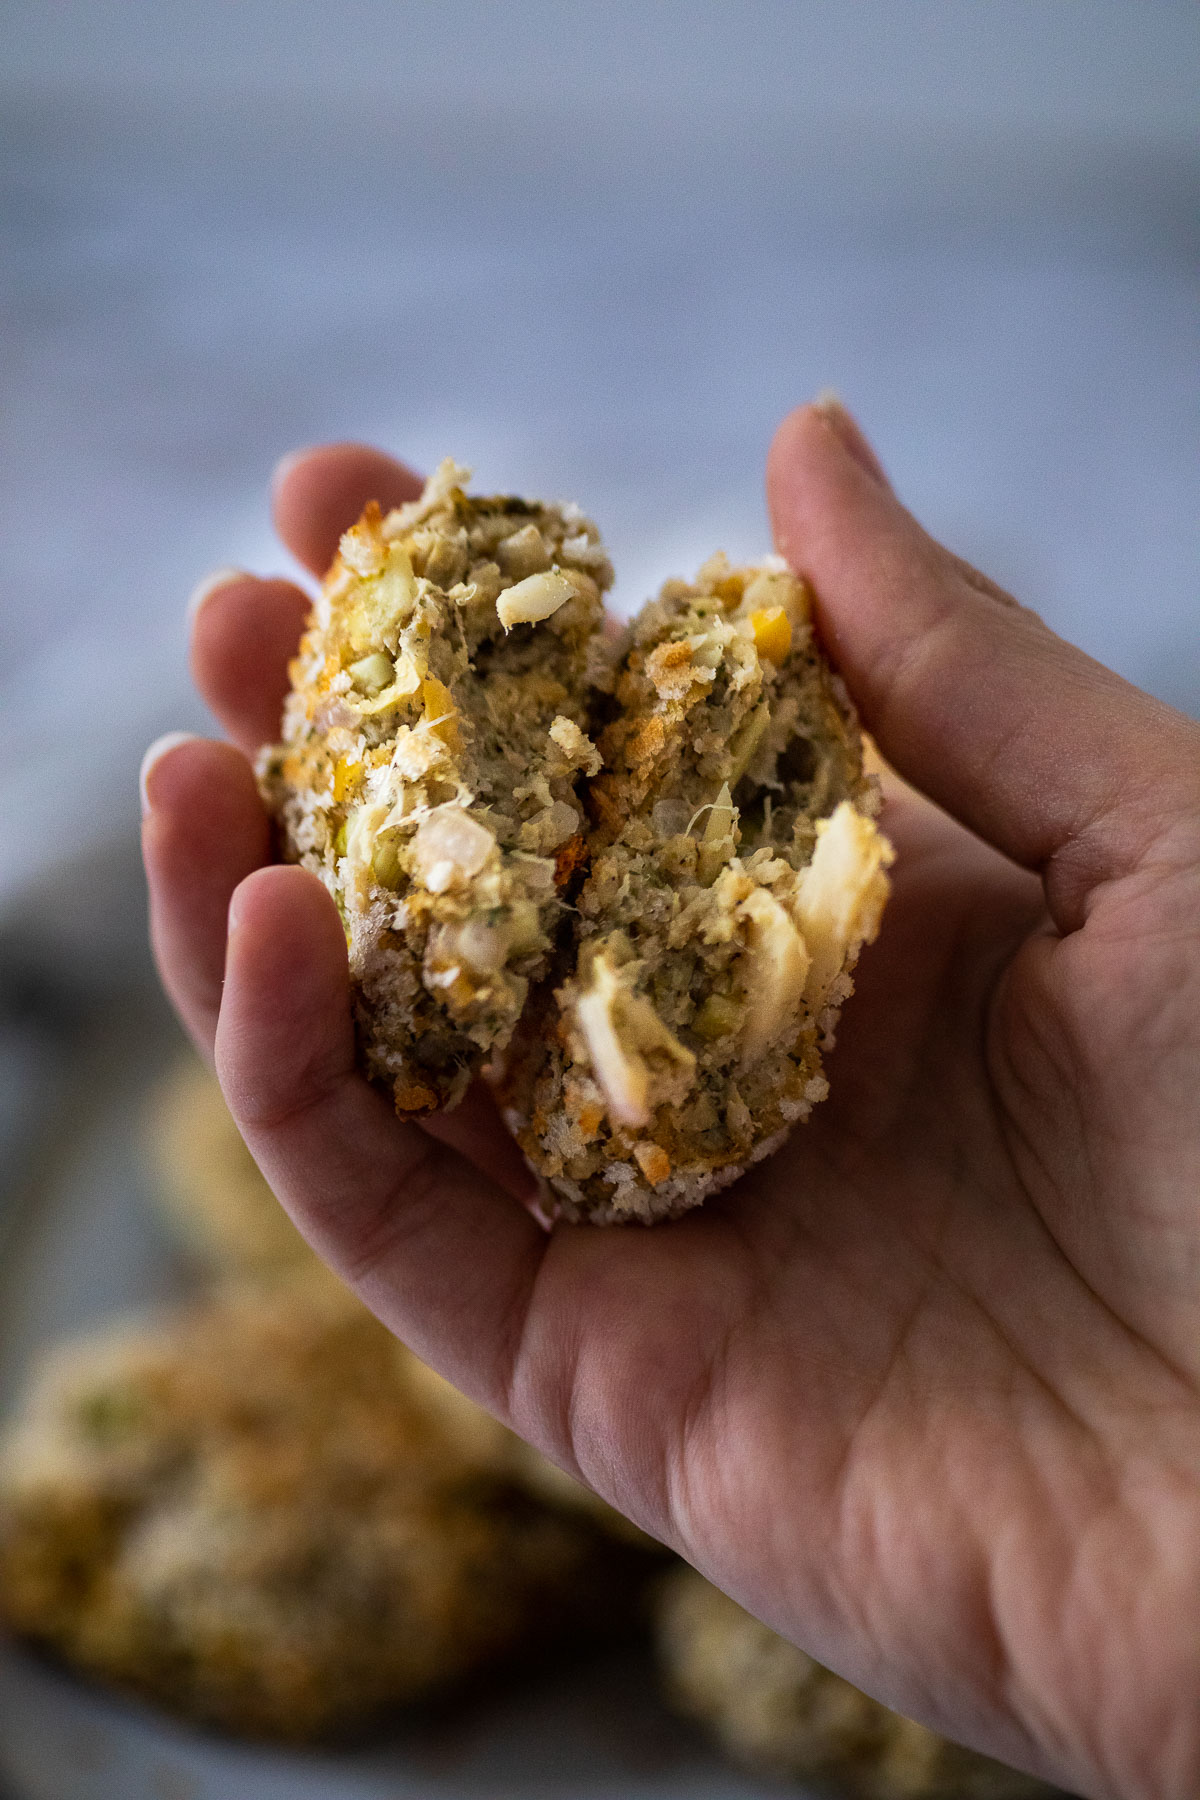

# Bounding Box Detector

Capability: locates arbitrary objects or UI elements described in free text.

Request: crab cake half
[655,1569,1057,1799]
[260,458,610,1114]
[500,554,893,1222]
[0,1278,651,1742]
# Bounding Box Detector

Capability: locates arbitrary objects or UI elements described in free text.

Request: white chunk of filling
[792,802,894,1009]
[736,886,811,1067]
[410,805,496,890]
[496,569,577,630]
[575,953,695,1130]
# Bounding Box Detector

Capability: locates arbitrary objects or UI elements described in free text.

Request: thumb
[767,401,1200,932]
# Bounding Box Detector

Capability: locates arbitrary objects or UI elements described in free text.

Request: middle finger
[190,573,312,757]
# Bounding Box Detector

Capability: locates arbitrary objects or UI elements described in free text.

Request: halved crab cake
[0,1278,654,1742]
[654,1568,1055,1799]
[259,459,610,1114]
[499,554,893,1223]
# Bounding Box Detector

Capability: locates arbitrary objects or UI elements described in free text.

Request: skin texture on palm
[141,406,1200,1800]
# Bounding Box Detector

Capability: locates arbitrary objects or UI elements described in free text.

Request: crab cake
[259,459,610,1114]
[655,1570,1056,1800]
[145,1056,318,1276]
[144,1060,661,1548]
[499,554,893,1222]
[0,1279,646,1742]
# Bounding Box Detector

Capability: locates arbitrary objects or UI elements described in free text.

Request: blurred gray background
[2,0,1198,898]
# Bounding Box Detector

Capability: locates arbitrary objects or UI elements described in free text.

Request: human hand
[141,408,1200,1799]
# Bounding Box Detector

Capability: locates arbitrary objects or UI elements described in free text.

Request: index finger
[215,862,550,1413]
[188,444,426,754]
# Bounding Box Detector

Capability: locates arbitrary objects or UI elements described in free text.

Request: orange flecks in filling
[577,1101,605,1138]
[749,606,792,664]
[650,640,693,671]
[626,714,668,770]
[633,1142,671,1185]
[332,757,362,804]
[553,834,589,891]
[644,637,709,702]
[420,677,461,750]
[393,1076,439,1115]
[435,968,479,1017]
[585,776,625,842]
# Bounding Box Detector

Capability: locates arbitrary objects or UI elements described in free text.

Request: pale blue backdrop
[2,0,1197,898]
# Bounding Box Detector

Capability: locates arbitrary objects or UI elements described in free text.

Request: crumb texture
[0,1276,651,1740]
[499,554,892,1222]
[262,460,893,1218]
[260,459,611,1113]
[655,1569,1057,1799]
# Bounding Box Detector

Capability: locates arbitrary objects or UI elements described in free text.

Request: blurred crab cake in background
[260,459,610,1114]
[0,1277,656,1742]
[500,555,893,1222]
[654,1568,1056,1799]
[146,1055,320,1276]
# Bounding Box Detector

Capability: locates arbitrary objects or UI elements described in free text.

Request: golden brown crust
[0,1279,651,1740]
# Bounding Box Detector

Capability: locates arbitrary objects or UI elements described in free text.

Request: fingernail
[187,566,249,624]
[812,391,892,490]
[270,446,313,498]
[139,732,199,816]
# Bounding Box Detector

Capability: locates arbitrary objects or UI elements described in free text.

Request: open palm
[142,406,1200,1800]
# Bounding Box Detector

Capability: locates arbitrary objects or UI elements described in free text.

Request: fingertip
[271,442,425,577]
[226,860,343,951]
[218,863,357,1131]
[223,865,351,1057]
[765,400,819,484]
[767,404,852,566]
[187,565,250,627]
[141,738,269,894]
[188,572,311,754]
[768,398,850,475]
[142,737,272,1050]
[139,731,201,816]
[812,394,893,490]
[767,400,892,543]
[269,446,311,508]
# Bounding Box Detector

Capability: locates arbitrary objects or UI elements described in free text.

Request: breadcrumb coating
[259,459,611,1113]
[655,1569,1057,1799]
[0,1279,651,1741]
[498,554,893,1222]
